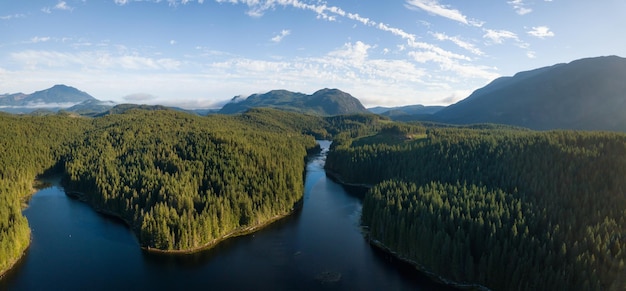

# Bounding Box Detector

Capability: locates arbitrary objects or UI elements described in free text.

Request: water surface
[1,141,451,290]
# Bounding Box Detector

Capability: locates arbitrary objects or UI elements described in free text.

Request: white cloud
[42,1,74,13]
[55,1,73,11]
[30,36,51,43]
[483,29,519,44]
[10,50,181,71]
[0,101,83,109]
[405,0,482,27]
[432,32,484,56]
[114,0,206,5]
[508,0,532,15]
[123,93,158,102]
[271,30,291,43]
[527,26,555,38]
[527,51,536,58]
[328,41,371,66]
[0,14,26,20]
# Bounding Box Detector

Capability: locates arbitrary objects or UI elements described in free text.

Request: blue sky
[1,0,625,108]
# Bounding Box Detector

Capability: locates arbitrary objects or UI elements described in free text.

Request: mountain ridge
[432,55,626,131]
[3,55,626,132]
[0,84,96,106]
[219,88,368,115]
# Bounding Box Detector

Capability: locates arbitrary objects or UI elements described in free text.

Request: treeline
[0,113,89,275]
[327,125,626,290]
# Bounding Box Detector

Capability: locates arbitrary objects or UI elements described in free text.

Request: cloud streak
[483,29,519,44]
[0,14,26,20]
[10,50,182,71]
[405,0,482,27]
[432,32,484,56]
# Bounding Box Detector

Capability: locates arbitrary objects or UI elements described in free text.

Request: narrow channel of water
[1,141,452,290]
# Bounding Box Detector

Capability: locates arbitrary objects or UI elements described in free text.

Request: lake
[1,141,452,290]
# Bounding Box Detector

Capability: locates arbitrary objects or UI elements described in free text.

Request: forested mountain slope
[432,56,626,131]
[326,124,626,290]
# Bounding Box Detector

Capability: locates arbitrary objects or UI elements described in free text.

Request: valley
[1,56,626,290]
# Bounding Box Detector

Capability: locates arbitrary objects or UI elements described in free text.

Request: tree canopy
[326,124,626,290]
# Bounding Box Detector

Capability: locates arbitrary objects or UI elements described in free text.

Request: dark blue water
[1,141,451,291]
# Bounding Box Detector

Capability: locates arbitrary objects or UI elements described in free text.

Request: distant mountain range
[0,85,97,114]
[432,55,626,131]
[219,88,368,115]
[2,55,625,132]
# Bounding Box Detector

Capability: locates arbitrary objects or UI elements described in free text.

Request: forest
[2,108,625,290]
[0,108,326,276]
[63,109,320,251]
[326,124,626,290]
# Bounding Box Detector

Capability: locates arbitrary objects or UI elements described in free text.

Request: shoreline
[141,206,301,255]
[65,188,304,255]
[367,238,491,291]
[0,178,48,279]
[324,168,491,291]
[0,239,29,280]
[323,169,373,189]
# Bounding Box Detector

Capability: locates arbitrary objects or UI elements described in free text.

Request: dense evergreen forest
[3,107,625,290]
[63,109,319,251]
[326,125,626,290]
[0,108,328,276]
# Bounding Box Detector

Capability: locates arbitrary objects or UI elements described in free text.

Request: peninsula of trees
[0,108,329,275]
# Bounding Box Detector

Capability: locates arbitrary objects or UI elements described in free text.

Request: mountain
[0,85,97,113]
[433,56,626,131]
[65,99,117,116]
[368,104,445,121]
[95,104,179,116]
[218,88,368,115]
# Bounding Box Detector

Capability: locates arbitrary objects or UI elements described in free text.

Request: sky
[1,0,625,108]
